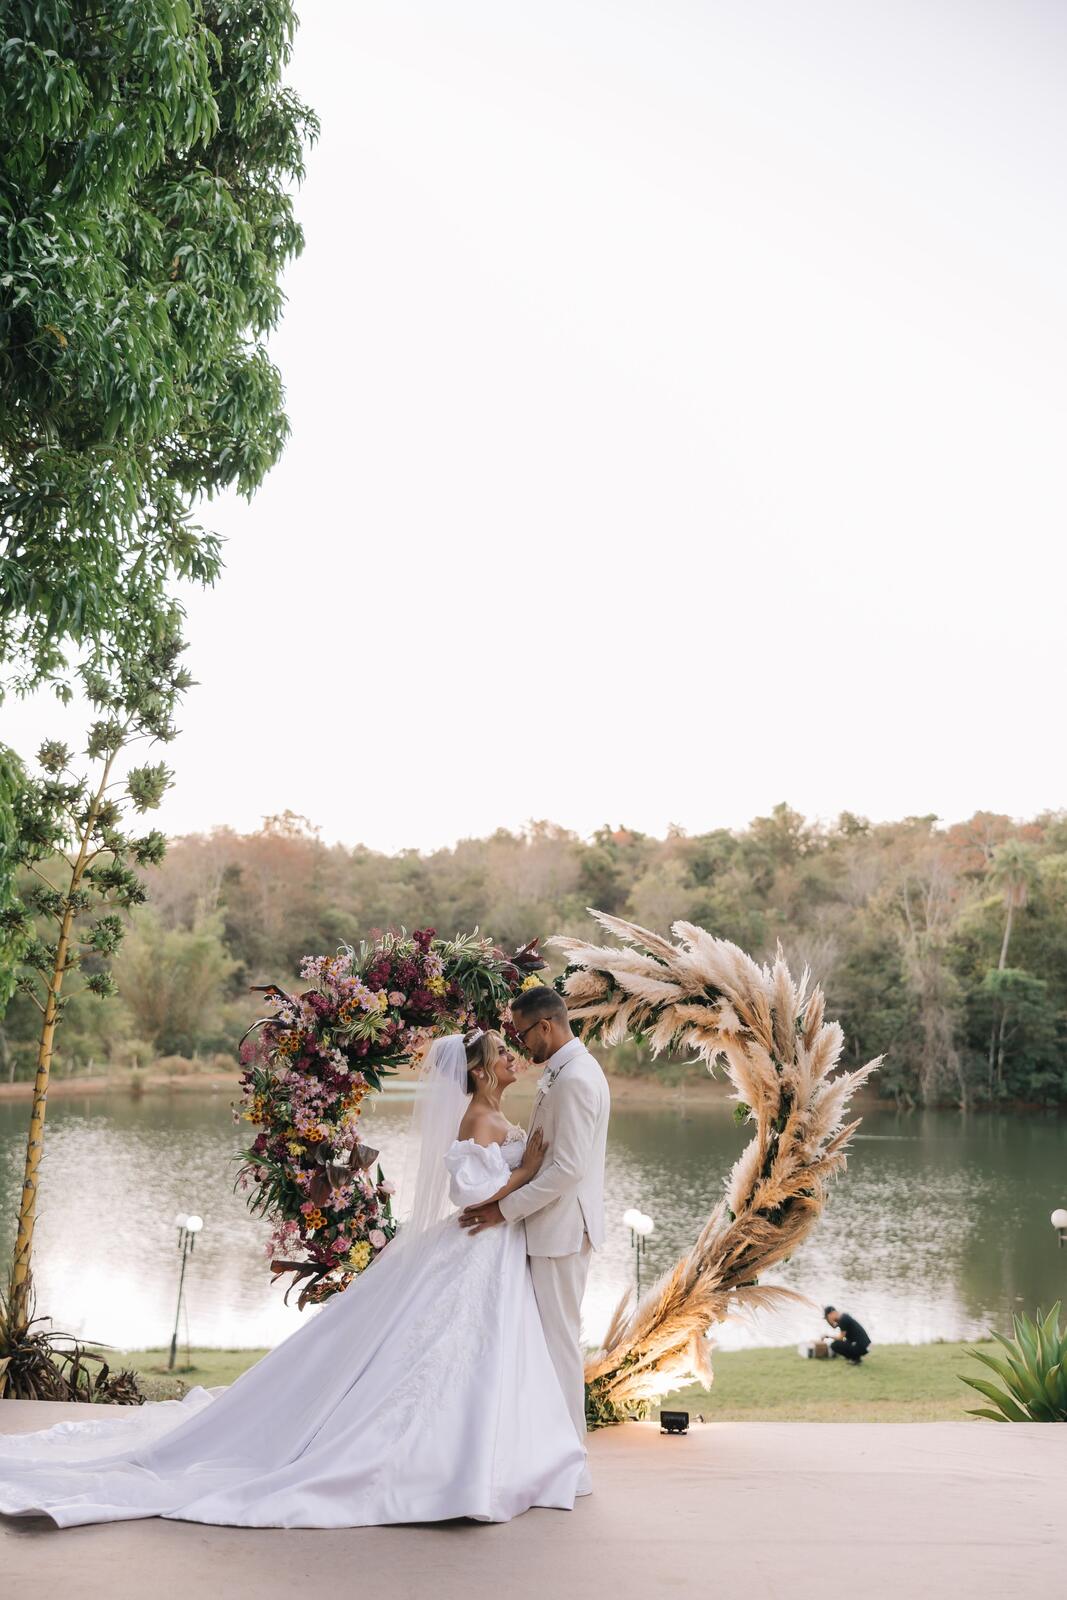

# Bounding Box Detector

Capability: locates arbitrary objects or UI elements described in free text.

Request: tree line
[5,803,1065,1108]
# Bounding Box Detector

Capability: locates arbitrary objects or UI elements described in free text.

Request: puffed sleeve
[443,1140,510,1208]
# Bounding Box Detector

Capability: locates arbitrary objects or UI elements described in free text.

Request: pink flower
[369,1229,386,1249]
[388,991,406,1006]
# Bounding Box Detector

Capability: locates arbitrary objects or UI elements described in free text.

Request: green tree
[577,826,648,916]
[115,908,237,1054]
[977,968,1060,1102]
[0,745,26,1008]
[986,840,1040,1091]
[0,0,317,696]
[989,840,1039,970]
[886,828,969,1107]
[2,624,189,1355]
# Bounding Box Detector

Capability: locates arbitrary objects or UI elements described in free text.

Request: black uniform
[830,1312,870,1363]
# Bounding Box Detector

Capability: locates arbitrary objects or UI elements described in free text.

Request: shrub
[157,1054,197,1078]
[961,1304,1067,1421]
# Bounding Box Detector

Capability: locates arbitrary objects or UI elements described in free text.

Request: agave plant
[962,1303,1067,1421]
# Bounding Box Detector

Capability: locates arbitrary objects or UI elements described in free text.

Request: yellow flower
[426,975,447,996]
[347,1240,372,1272]
[243,1091,272,1123]
[521,974,545,991]
[287,1141,305,1157]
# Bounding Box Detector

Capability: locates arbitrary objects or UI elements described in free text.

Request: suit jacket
[498,1037,610,1258]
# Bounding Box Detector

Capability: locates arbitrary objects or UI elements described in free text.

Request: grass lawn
[89,1346,270,1399]
[662,1340,993,1422]
[96,1340,992,1421]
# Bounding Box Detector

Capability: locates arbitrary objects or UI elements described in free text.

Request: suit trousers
[529,1235,593,1442]
[830,1337,868,1362]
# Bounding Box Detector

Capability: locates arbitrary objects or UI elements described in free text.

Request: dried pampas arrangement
[553,912,880,1426]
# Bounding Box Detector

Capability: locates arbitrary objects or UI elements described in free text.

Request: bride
[0,1030,588,1528]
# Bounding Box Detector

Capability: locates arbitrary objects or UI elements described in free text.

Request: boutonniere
[536,1063,564,1097]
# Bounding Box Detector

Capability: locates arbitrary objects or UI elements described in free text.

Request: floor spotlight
[660,1410,690,1435]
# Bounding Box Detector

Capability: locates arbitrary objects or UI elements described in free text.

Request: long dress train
[0,1136,585,1528]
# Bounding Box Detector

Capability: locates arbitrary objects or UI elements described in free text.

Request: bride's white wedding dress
[0,1132,586,1528]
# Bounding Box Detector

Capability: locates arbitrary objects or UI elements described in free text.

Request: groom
[459,986,610,1451]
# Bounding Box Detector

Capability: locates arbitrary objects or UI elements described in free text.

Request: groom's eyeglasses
[513,1019,543,1047]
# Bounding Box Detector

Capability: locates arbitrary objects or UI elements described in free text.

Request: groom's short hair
[511,984,569,1026]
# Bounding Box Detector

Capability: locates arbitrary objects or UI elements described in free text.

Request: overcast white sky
[8,0,1067,852]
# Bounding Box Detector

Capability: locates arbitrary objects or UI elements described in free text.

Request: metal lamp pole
[622,1209,655,1300]
[168,1212,203,1371]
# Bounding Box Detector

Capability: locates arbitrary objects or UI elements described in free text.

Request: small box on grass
[798,1340,830,1359]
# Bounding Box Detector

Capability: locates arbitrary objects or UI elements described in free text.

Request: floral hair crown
[463,1027,485,1046]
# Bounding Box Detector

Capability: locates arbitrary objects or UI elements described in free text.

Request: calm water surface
[1,1089,1064,1353]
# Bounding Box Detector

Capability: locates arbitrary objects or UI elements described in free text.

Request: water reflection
[0,1092,1064,1353]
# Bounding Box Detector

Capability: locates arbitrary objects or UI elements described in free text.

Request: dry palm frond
[551,912,879,1426]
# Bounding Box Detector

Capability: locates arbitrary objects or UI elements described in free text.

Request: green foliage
[961,1304,1067,1422]
[13,805,1067,1105]
[976,968,1059,1096]
[0,743,29,1007]
[0,0,318,695]
[114,909,237,1054]
[988,839,1040,914]
[585,1371,650,1430]
[8,623,189,1017]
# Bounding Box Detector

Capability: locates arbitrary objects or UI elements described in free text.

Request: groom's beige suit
[498,1036,610,1443]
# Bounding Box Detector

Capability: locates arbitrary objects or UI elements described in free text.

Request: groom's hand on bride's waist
[458,1200,505,1235]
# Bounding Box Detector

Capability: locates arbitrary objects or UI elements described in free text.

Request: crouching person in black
[824,1305,871,1364]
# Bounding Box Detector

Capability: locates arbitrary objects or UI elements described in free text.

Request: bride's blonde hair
[463,1028,504,1095]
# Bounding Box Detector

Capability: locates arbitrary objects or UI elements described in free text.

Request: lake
[1,1088,1064,1355]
